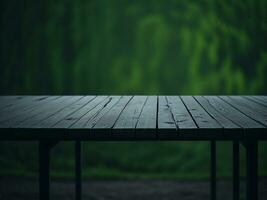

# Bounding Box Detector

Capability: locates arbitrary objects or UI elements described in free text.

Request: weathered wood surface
[0,96,266,140]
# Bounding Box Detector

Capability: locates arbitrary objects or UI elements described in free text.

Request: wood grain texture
[54,96,103,128]
[0,96,266,140]
[166,96,197,134]
[0,96,26,111]
[194,96,241,136]
[135,96,157,138]
[17,96,82,128]
[113,96,147,138]
[71,96,109,129]
[0,96,55,122]
[220,96,267,127]
[35,96,96,128]
[181,96,222,135]
[244,96,267,108]
[0,96,61,128]
[84,96,121,129]
[203,96,263,128]
[92,96,132,137]
[157,96,177,138]
[203,96,265,137]
[230,96,267,116]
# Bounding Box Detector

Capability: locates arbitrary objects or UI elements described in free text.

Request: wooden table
[0,96,266,200]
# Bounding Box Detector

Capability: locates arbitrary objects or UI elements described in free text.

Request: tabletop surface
[0,96,266,140]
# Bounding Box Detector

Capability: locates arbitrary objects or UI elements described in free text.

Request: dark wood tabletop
[0,96,266,140]
[0,95,265,200]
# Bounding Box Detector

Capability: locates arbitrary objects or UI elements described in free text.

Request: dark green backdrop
[0,0,267,179]
[1,0,267,94]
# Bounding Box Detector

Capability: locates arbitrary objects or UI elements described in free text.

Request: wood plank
[0,96,25,111]
[0,96,60,125]
[55,96,108,128]
[17,96,83,128]
[92,96,132,135]
[181,96,222,135]
[254,96,267,102]
[157,96,177,138]
[245,96,267,107]
[0,96,63,127]
[0,95,265,140]
[194,96,241,136]
[166,96,197,134]
[0,96,22,103]
[0,96,77,128]
[0,96,41,121]
[84,96,121,128]
[135,96,157,138]
[0,96,49,113]
[71,96,112,128]
[0,96,58,119]
[220,96,267,127]
[230,96,267,117]
[34,96,96,128]
[113,96,147,138]
[203,96,264,132]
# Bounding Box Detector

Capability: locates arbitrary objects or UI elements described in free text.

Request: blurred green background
[0,0,267,179]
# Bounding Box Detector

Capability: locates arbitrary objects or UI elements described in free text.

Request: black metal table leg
[39,141,51,200]
[211,140,216,200]
[246,140,258,200]
[75,140,82,200]
[233,140,239,200]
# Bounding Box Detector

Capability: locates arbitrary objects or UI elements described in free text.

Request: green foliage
[0,0,267,94]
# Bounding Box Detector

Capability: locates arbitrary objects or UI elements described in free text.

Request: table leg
[233,140,239,200]
[39,141,51,200]
[210,140,216,200]
[75,140,82,200]
[246,140,258,200]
